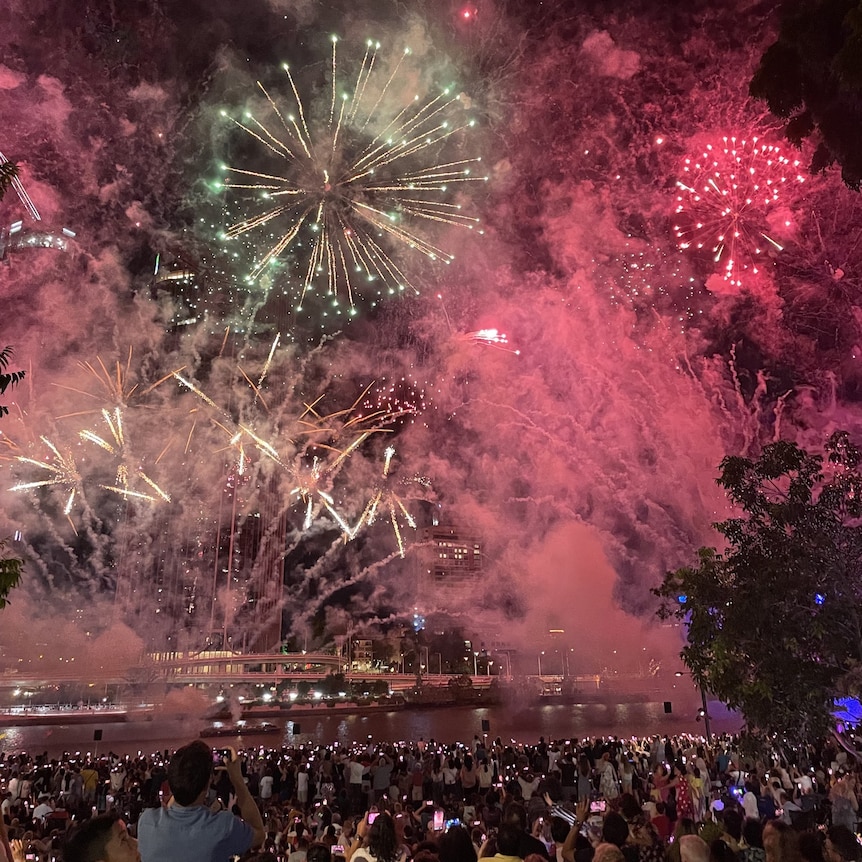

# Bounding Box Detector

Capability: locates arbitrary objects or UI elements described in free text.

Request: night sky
[1,0,858,672]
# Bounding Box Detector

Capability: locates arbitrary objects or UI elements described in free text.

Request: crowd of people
[0,732,859,862]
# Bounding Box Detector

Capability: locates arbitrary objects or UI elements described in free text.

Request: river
[0,700,742,757]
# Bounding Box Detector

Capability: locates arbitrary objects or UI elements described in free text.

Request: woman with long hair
[431,757,445,806]
[577,756,593,803]
[438,824,478,862]
[347,812,407,862]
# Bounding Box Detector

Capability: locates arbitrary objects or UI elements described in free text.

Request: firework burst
[358,376,426,431]
[173,362,411,535]
[463,328,521,354]
[54,350,183,414]
[351,445,428,558]
[218,37,486,316]
[8,436,84,530]
[79,408,171,503]
[673,135,805,288]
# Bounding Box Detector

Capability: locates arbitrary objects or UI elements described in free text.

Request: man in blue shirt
[138,741,264,862]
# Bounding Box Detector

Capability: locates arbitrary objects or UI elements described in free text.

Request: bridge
[0,650,603,693]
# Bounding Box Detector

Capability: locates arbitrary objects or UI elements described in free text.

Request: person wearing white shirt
[741,783,760,821]
[33,795,54,822]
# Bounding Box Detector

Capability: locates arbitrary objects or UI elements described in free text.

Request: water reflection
[0,701,741,757]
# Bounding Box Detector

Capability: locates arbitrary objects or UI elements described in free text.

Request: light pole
[538,651,544,676]
[675,671,712,743]
[473,652,478,676]
[494,650,511,679]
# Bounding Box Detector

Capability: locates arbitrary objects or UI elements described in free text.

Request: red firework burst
[673,135,805,288]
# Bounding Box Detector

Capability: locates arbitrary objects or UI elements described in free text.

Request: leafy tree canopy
[750,0,862,190]
[654,431,862,741]
[0,160,17,201]
[0,538,23,609]
[0,346,25,418]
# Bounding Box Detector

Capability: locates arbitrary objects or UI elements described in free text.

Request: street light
[675,671,712,742]
[538,651,544,676]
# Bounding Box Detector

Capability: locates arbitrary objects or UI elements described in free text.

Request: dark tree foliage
[0,161,17,201]
[654,431,862,741]
[0,538,23,610]
[0,346,25,419]
[750,0,862,190]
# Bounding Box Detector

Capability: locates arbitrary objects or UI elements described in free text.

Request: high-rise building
[419,525,483,594]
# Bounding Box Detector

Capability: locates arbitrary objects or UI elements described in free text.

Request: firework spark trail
[346,446,423,557]
[54,350,185,419]
[219,38,487,313]
[9,436,83,530]
[78,408,171,503]
[173,368,408,534]
[464,328,521,355]
[253,334,281,406]
[673,135,805,288]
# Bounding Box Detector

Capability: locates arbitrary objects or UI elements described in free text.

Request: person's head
[593,843,626,862]
[619,793,641,820]
[437,824,478,862]
[679,835,710,862]
[64,813,140,862]
[602,812,629,848]
[711,840,738,862]
[798,832,826,862]
[307,842,333,862]
[675,818,698,840]
[503,801,528,832]
[722,809,742,842]
[496,823,523,857]
[763,821,802,862]
[825,826,862,862]
[167,740,213,806]
[550,818,570,844]
[367,812,399,862]
[743,819,764,849]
